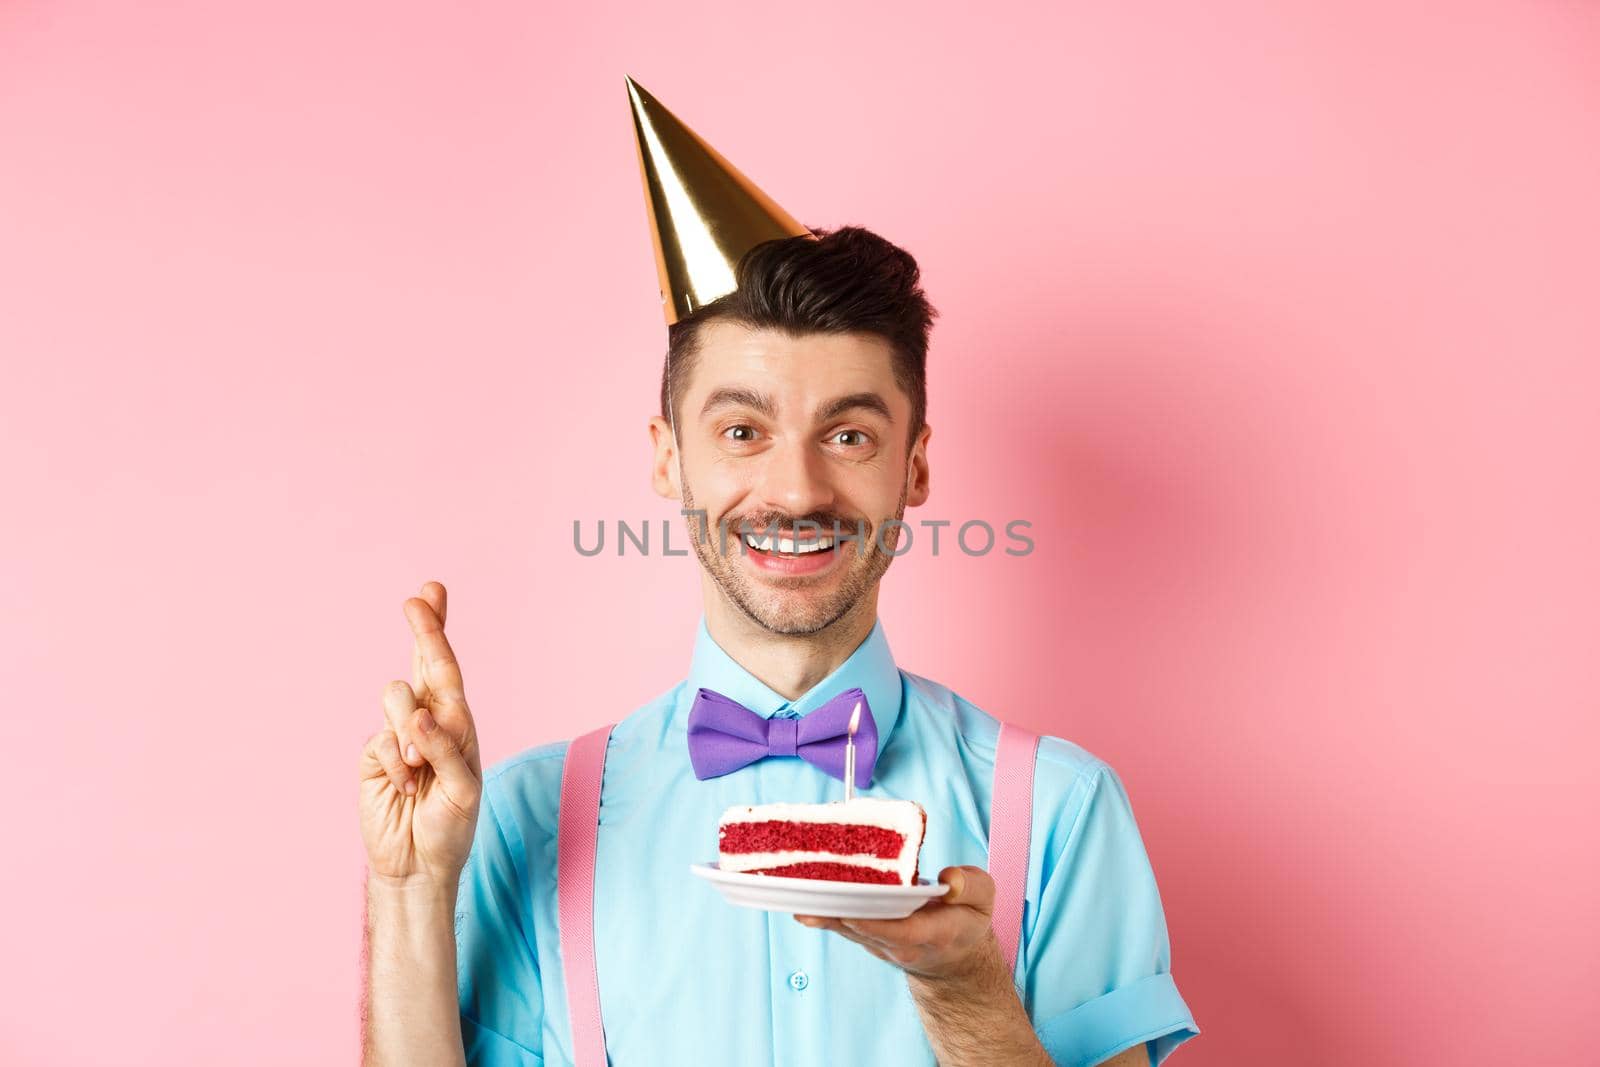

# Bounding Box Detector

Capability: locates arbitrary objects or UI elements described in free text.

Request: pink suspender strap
[557,723,615,1067]
[989,721,1041,976]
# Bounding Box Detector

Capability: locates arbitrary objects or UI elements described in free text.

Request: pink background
[3,2,1597,1064]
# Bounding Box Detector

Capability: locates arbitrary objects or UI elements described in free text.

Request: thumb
[409,706,480,815]
[940,865,995,915]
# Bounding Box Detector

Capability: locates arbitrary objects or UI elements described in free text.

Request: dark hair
[660,224,938,444]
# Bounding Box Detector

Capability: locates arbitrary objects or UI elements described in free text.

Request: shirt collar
[682,615,904,748]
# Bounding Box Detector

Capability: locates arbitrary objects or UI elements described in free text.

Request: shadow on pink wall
[892,292,1595,1064]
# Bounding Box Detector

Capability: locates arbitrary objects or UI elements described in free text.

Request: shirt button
[788,970,809,991]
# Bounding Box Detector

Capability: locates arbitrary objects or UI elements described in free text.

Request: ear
[649,414,681,501]
[905,422,931,508]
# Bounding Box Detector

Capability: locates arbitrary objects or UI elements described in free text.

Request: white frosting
[718,797,926,884]
[717,850,903,875]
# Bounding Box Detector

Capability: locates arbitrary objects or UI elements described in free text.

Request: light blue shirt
[455,618,1199,1066]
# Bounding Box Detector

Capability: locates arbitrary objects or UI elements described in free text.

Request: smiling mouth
[741,531,838,559]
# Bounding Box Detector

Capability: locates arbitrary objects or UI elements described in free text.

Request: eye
[723,424,759,443]
[831,429,869,447]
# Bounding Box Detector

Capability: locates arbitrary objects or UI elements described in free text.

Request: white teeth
[743,533,836,554]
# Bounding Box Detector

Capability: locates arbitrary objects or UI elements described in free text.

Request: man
[359,77,1197,1066]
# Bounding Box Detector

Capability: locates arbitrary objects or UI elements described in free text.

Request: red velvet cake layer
[747,862,901,884]
[719,820,905,858]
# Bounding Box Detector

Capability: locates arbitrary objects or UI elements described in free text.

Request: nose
[753,437,835,519]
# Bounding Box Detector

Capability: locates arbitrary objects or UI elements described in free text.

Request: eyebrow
[700,387,777,419]
[814,391,893,424]
[698,387,894,424]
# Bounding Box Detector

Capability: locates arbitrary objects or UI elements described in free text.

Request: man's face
[651,321,930,636]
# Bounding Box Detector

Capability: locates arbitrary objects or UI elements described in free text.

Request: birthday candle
[844,701,861,802]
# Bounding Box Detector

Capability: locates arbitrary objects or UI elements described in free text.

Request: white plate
[690,862,950,919]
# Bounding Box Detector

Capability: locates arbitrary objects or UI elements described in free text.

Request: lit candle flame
[848,701,861,736]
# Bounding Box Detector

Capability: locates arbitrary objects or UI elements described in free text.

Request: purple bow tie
[687,687,879,789]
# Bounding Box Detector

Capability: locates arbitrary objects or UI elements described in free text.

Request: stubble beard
[680,477,908,637]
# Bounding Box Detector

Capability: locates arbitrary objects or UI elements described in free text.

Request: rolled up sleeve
[456,781,545,1066]
[1021,756,1198,1066]
[1037,973,1196,1066]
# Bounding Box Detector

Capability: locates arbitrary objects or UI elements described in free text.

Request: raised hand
[358,581,484,888]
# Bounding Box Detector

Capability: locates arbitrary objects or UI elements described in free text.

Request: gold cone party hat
[626,75,816,325]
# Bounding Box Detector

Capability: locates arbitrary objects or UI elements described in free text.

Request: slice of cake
[717,797,927,886]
